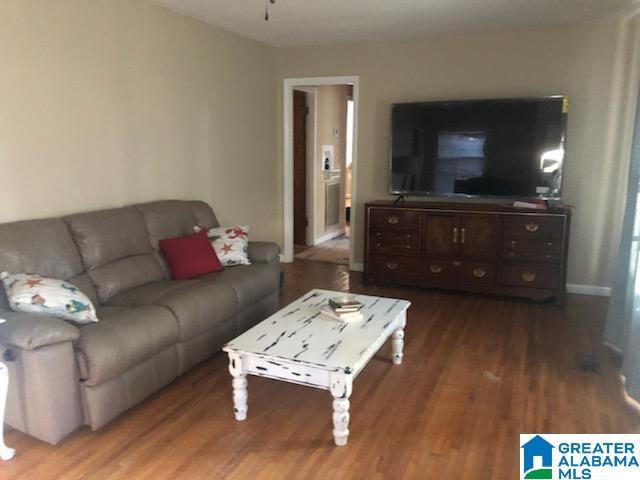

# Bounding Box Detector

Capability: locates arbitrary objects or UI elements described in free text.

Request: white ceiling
[150,0,638,47]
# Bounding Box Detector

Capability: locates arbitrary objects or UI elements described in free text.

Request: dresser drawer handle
[387,215,400,225]
[376,243,382,247]
[525,222,539,232]
[429,264,442,274]
[472,268,486,278]
[386,261,398,270]
[521,272,536,282]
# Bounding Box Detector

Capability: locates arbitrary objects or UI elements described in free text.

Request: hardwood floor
[4,261,639,479]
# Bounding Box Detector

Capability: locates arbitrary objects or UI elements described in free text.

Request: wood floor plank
[2,260,639,479]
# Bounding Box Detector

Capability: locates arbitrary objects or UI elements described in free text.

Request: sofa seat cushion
[197,263,280,309]
[76,306,179,386]
[106,281,238,341]
[105,280,197,305]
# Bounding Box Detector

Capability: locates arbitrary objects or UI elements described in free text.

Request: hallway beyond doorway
[294,232,350,265]
[291,81,354,266]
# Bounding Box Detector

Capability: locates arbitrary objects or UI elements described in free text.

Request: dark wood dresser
[364,201,570,303]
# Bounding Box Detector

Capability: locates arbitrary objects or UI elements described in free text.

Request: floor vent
[325,181,341,228]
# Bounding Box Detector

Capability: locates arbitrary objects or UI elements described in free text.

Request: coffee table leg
[0,362,15,461]
[392,311,407,365]
[228,352,248,421]
[330,373,353,446]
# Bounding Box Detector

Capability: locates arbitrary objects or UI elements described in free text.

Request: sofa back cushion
[0,218,86,310]
[136,200,219,277]
[64,207,164,303]
[187,200,219,230]
[67,273,99,304]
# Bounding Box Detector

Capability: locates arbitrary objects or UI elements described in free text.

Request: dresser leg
[330,373,353,446]
[228,353,248,421]
[0,363,15,461]
[555,292,567,307]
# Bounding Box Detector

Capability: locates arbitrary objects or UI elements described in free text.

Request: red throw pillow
[159,230,224,280]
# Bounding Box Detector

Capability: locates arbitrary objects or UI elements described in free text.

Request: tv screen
[389,97,567,198]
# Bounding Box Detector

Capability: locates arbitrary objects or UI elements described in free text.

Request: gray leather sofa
[0,200,280,444]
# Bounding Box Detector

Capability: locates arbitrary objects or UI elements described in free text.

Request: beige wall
[3,0,639,288]
[0,0,278,242]
[277,18,640,287]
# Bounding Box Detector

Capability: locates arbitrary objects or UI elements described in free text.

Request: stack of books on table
[321,295,364,322]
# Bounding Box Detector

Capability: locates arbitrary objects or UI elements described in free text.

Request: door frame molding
[283,75,360,269]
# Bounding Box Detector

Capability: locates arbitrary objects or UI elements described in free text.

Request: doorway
[289,82,356,266]
[293,89,308,246]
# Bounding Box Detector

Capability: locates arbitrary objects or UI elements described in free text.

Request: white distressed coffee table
[222,289,410,446]
[0,319,15,461]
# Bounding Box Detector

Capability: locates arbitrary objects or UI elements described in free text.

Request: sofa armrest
[0,312,80,351]
[248,241,280,264]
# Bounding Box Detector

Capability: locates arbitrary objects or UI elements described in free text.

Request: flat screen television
[389,96,567,199]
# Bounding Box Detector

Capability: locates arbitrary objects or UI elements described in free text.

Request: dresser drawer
[370,209,420,231]
[501,237,562,264]
[421,257,458,283]
[371,231,419,256]
[458,261,496,284]
[369,255,420,277]
[499,264,561,289]
[502,252,561,264]
[502,238,562,254]
[503,215,564,238]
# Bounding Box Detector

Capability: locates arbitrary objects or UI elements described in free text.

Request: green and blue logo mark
[520,434,640,479]
[521,435,554,479]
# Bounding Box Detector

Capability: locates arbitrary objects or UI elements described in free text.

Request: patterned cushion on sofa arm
[194,225,251,266]
[1,272,98,324]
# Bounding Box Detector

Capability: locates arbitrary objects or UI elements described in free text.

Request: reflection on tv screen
[389,97,567,198]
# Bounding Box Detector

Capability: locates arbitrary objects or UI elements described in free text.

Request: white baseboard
[314,228,345,246]
[566,283,611,297]
[349,262,364,272]
[279,253,293,263]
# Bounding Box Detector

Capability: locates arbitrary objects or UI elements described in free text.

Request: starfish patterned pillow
[194,225,251,266]
[0,272,98,324]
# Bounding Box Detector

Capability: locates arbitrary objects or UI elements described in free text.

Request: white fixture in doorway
[283,76,360,270]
